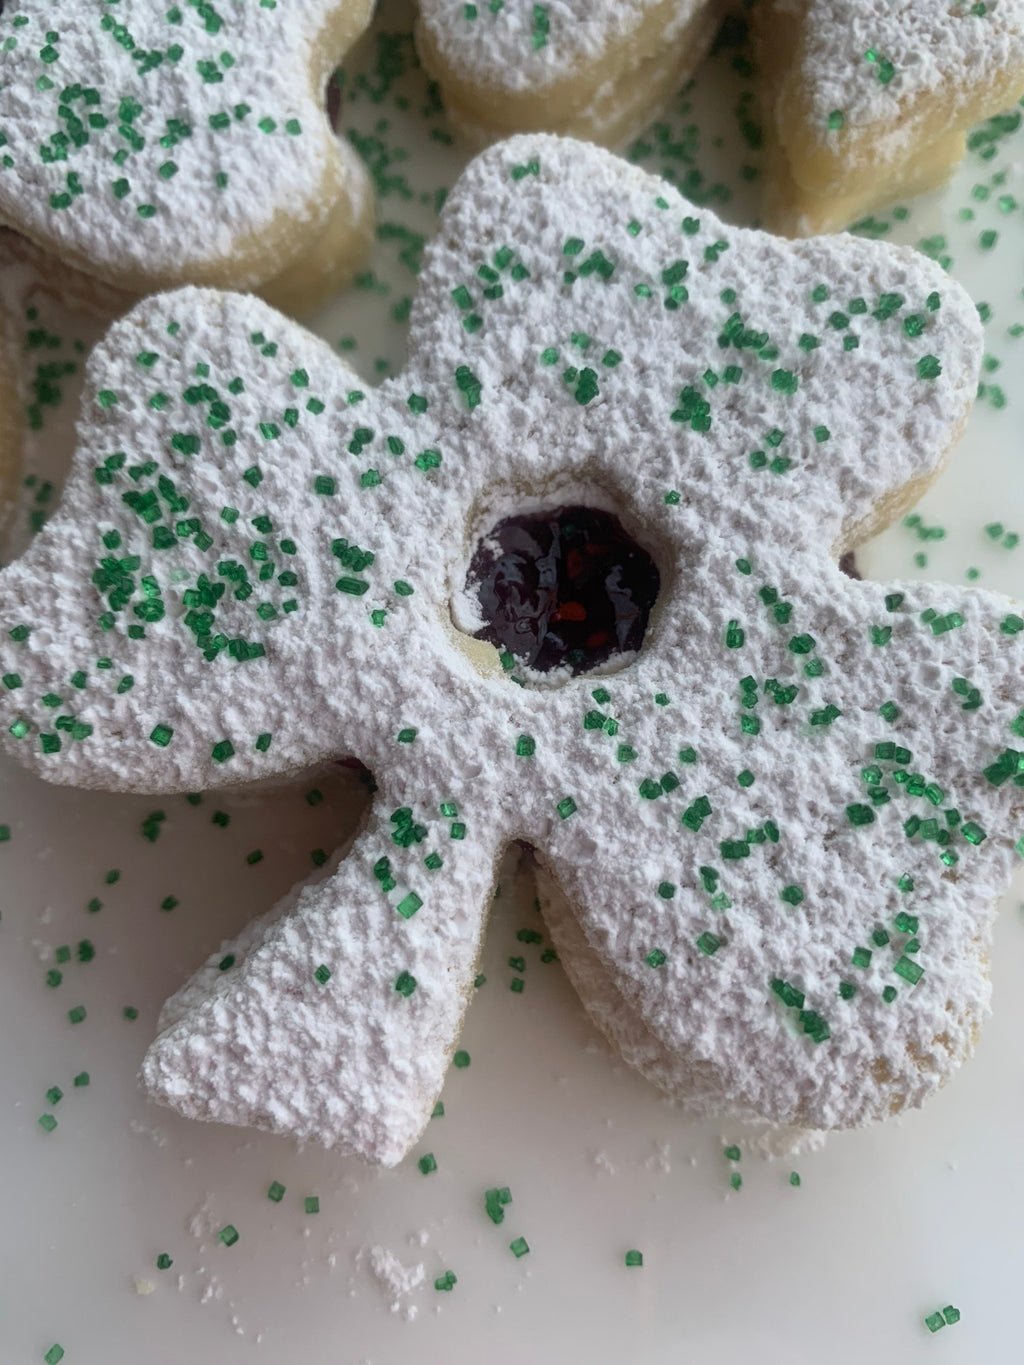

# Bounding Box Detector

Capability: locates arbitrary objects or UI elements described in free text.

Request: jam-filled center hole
[467,505,661,679]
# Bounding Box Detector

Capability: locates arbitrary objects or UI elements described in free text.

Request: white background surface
[3,5,1024,1361]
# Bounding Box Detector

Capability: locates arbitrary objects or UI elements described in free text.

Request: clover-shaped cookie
[0,0,374,314]
[414,0,722,148]
[757,0,1024,235]
[0,133,1020,1167]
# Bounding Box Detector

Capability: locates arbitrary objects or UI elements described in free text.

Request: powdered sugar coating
[0,135,1019,1166]
[790,0,1024,143]
[416,0,708,96]
[0,0,372,290]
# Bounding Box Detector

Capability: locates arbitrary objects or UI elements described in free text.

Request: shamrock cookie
[0,134,1020,1168]
[0,0,375,316]
[756,0,1024,236]
[414,0,723,148]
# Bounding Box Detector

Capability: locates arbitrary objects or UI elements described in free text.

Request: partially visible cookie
[757,0,1024,235]
[0,136,1019,1167]
[415,0,723,148]
[0,0,375,315]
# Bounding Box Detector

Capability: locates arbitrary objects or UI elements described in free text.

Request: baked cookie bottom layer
[416,1,721,150]
[762,128,966,238]
[250,142,376,319]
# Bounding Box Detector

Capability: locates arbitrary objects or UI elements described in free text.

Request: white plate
[3,5,1024,1361]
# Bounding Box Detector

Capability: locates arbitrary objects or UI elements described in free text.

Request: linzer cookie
[0,136,1019,1167]
[756,0,1024,235]
[414,0,722,148]
[0,0,375,315]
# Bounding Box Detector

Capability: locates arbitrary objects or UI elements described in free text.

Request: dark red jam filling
[839,551,860,580]
[326,73,342,132]
[468,505,660,676]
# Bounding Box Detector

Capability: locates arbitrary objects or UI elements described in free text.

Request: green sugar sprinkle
[395,970,417,996]
[925,1305,961,1332]
[624,1249,644,1267]
[485,1187,512,1224]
